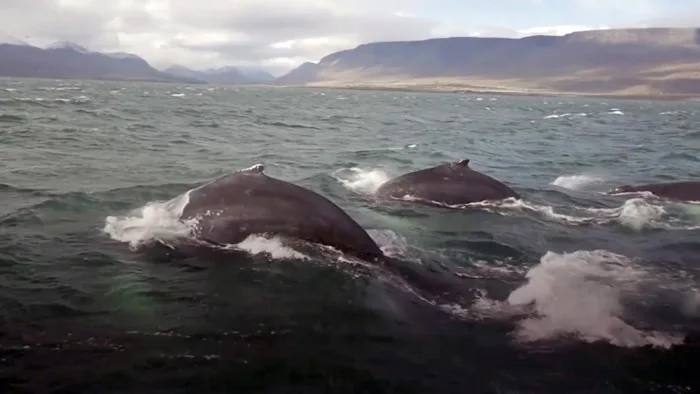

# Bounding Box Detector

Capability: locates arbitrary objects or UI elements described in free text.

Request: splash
[367,228,410,258]
[468,197,694,231]
[333,167,390,195]
[588,198,667,231]
[551,174,605,191]
[460,198,593,225]
[586,198,700,231]
[103,191,193,249]
[230,235,309,260]
[102,182,314,263]
[506,250,684,348]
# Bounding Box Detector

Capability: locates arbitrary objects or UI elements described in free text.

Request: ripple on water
[1,79,699,393]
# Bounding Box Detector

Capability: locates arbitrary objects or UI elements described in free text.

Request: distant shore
[2,74,698,101]
[289,83,700,102]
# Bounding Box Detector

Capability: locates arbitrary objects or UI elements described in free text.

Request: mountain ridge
[0,39,201,84]
[2,27,700,97]
[274,27,700,97]
[163,65,275,85]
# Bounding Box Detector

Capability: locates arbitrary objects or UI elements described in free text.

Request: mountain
[275,62,319,85]
[275,28,700,96]
[0,39,200,83]
[236,67,276,83]
[163,65,275,85]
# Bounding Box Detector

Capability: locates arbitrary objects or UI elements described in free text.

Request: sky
[1,0,699,76]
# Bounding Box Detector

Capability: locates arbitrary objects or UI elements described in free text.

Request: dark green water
[1,78,699,393]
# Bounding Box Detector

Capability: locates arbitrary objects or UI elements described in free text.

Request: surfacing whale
[375,159,520,207]
[608,181,700,202]
[179,163,384,261]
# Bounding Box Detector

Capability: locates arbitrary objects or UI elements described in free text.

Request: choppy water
[1,77,700,393]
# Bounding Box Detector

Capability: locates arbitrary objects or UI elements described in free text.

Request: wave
[463,249,693,348]
[331,167,391,195]
[543,112,588,119]
[0,114,26,123]
[18,96,91,104]
[259,120,322,130]
[550,174,607,191]
[660,152,699,162]
[103,191,193,250]
[37,86,84,91]
[540,108,625,120]
[0,182,50,194]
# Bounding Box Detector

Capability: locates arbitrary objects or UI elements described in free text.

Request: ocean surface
[1,77,699,393]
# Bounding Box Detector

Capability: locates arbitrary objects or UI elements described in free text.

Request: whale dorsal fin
[240,163,265,174]
[455,159,470,167]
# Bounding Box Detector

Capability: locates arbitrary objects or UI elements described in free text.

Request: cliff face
[274,62,319,85]
[275,28,700,95]
[0,41,200,83]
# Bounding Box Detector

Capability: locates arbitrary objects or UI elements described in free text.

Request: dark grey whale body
[180,164,383,261]
[375,159,520,207]
[608,181,700,202]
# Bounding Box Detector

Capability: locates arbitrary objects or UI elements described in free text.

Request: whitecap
[332,167,391,195]
[503,250,684,348]
[551,174,605,191]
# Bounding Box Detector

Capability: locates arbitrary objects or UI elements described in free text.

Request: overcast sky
[1,0,699,75]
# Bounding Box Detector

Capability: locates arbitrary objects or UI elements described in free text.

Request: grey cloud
[152,1,439,70]
[636,12,700,28]
[169,1,336,34]
[163,1,438,48]
[169,36,348,67]
[0,0,119,48]
[0,0,442,72]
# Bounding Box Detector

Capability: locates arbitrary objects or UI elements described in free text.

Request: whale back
[182,165,384,260]
[609,181,700,201]
[376,159,519,205]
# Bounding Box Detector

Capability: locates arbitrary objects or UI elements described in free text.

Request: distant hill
[236,67,277,83]
[163,65,276,85]
[274,28,700,96]
[275,62,320,86]
[0,38,200,84]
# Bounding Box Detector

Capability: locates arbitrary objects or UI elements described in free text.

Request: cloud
[432,24,611,40]
[0,0,697,75]
[573,0,663,21]
[0,0,440,74]
[516,25,610,36]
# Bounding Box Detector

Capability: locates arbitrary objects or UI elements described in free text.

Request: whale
[607,181,700,202]
[375,159,520,207]
[157,164,469,303]
[179,164,384,261]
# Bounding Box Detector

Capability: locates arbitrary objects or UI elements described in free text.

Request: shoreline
[2,75,697,102]
[286,83,700,102]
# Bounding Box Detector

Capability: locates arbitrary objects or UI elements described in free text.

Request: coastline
[285,83,700,102]
[2,75,698,102]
